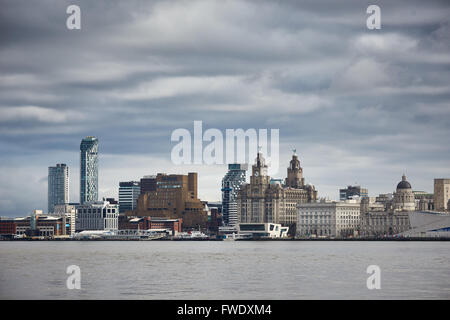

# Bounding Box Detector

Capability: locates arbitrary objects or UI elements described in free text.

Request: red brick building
[119,215,182,234]
[0,218,16,236]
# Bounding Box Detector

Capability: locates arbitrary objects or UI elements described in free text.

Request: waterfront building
[360,175,415,237]
[237,151,317,229]
[48,163,69,213]
[399,211,450,238]
[15,213,65,237]
[221,163,247,227]
[134,173,207,229]
[238,223,289,238]
[0,217,17,237]
[80,136,98,204]
[75,200,118,232]
[53,204,76,235]
[119,181,140,213]
[339,185,368,201]
[118,215,182,235]
[297,200,361,238]
[434,178,450,211]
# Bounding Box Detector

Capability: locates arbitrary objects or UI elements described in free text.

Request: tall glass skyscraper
[48,163,69,213]
[80,136,98,204]
[221,163,247,226]
[118,181,140,213]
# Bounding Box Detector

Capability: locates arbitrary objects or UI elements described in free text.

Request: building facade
[75,201,118,231]
[53,204,76,236]
[297,200,361,238]
[339,185,368,201]
[393,174,415,212]
[118,216,182,235]
[237,151,317,230]
[119,181,140,213]
[80,136,98,204]
[15,214,65,237]
[413,191,434,211]
[221,163,247,227]
[48,163,69,213]
[434,178,450,211]
[360,174,414,237]
[134,172,207,229]
[140,175,157,194]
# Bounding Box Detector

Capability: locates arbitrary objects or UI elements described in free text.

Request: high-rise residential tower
[221,164,248,226]
[48,163,69,213]
[80,136,98,204]
[119,181,141,213]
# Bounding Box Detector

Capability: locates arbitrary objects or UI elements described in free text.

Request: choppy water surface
[1,241,449,299]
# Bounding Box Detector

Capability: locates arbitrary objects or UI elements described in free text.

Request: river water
[1,241,449,299]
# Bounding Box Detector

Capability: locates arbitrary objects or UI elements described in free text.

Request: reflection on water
[1,241,449,299]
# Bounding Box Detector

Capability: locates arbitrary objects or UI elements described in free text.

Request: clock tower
[285,149,304,188]
[251,151,270,185]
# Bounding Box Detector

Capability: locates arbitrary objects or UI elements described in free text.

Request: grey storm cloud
[0,0,449,216]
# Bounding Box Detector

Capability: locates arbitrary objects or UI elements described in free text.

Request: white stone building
[296,200,360,238]
[75,201,118,232]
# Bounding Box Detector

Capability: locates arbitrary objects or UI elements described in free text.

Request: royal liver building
[237,150,317,228]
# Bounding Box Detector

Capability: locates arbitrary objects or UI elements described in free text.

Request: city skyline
[1,0,450,216]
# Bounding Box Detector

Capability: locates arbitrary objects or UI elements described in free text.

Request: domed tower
[394,174,415,211]
[285,149,304,188]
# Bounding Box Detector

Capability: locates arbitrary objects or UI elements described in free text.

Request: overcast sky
[1,0,449,216]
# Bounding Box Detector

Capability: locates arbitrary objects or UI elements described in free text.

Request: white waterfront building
[75,201,118,232]
[297,200,361,238]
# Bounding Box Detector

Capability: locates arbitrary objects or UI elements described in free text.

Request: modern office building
[48,163,69,213]
[434,178,450,211]
[119,181,140,213]
[134,173,207,229]
[297,200,361,238]
[80,136,98,204]
[221,163,247,227]
[339,185,368,201]
[75,200,118,232]
[237,151,317,228]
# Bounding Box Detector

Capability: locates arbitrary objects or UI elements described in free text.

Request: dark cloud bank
[0,0,449,216]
